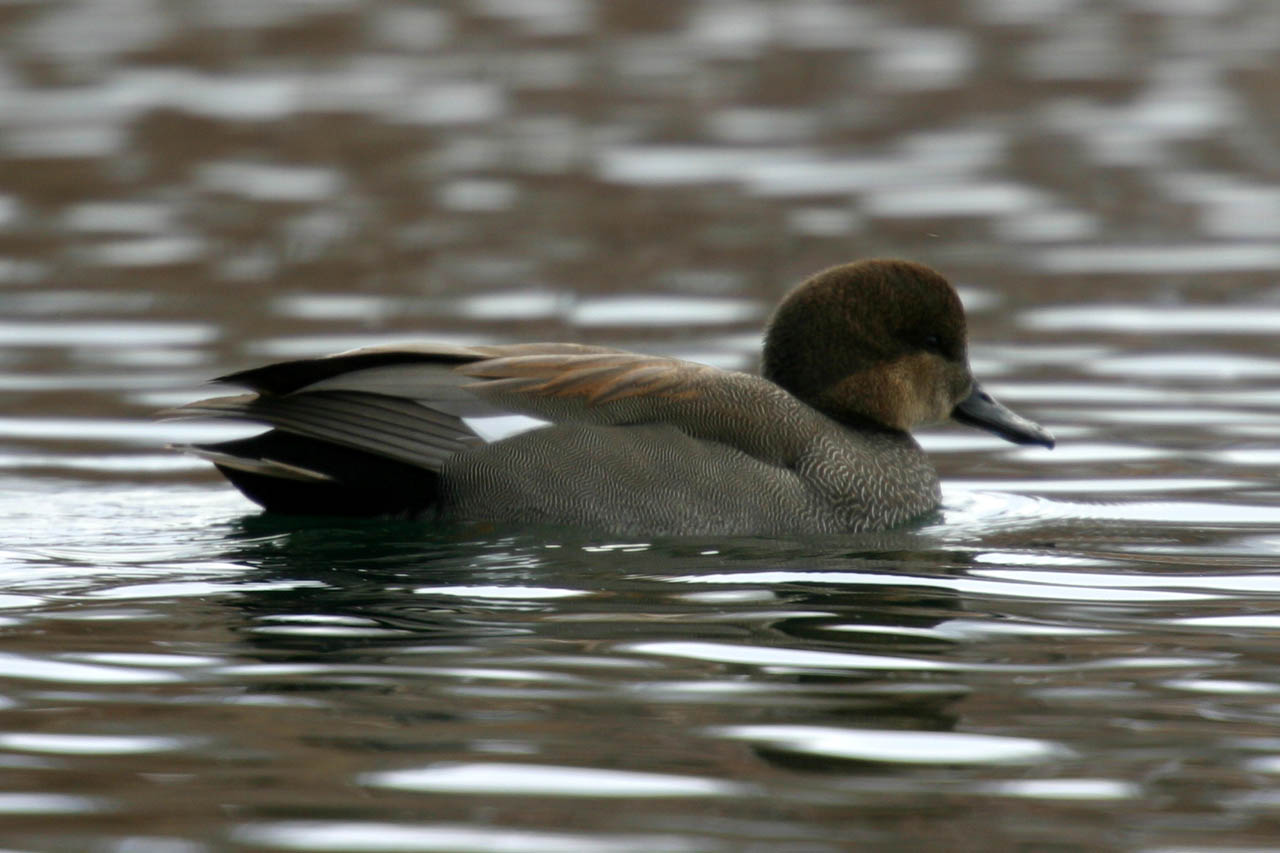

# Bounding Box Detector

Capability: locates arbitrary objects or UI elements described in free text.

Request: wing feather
[455,351,814,465]
[166,342,820,477]
[165,391,478,469]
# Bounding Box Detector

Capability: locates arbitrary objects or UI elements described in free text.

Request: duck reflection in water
[217,518,972,765]
[168,260,1053,535]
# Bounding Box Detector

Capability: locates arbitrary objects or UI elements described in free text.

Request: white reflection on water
[74,652,220,667]
[1042,67,1240,165]
[773,2,876,48]
[397,82,505,125]
[871,28,974,90]
[707,107,817,144]
[1216,449,1280,466]
[0,259,47,285]
[1033,244,1280,273]
[370,7,452,50]
[925,619,1115,640]
[570,296,761,327]
[0,793,108,815]
[981,382,1180,403]
[0,453,202,473]
[1003,443,1171,462]
[973,569,1280,595]
[92,348,210,368]
[1161,679,1280,695]
[0,653,181,685]
[997,208,1099,242]
[413,585,588,600]
[1084,354,1280,379]
[784,206,860,237]
[233,821,701,853]
[457,292,566,320]
[438,179,518,212]
[631,640,952,671]
[1162,173,1280,238]
[975,779,1140,800]
[0,195,19,227]
[63,201,175,234]
[87,578,323,600]
[972,344,1116,366]
[686,2,772,55]
[0,417,254,445]
[363,762,741,797]
[273,294,391,322]
[866,182,1042,218]
[0,322,215,347]
[22,0,165,59]
[597,146,805,185]
[199,161,344,202]
[472,0,591,37]
[708,725,1071,765]
[79,236,206,267]
[664,571,1213,603]
[0,733,190,755]
[948,477,1245,492]
[1048,407,1279,425]
[1024,306,1280,333]
[631,641,1217,676]
[251,332,495,358]
[1169,615,1280,630]
[747,152,998,196]
[938,486,1280,537]
[215,663,586,685]
[5,125,124,158]
[0,372,209,391]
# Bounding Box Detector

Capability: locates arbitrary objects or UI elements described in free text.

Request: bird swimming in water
[167,259,1053,535]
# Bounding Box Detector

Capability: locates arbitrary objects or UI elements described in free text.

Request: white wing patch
[462,414,550,443]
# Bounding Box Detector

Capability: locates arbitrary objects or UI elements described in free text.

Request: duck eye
[922,334,943,353]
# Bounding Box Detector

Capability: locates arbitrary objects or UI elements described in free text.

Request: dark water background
[5,1,1280,850]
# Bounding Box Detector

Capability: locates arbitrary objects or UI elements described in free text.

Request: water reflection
[709,726,1070,766]
[7,0,1280,849]
[364,762,743,797]
[234,821,706,853]
[2,482,1280,850]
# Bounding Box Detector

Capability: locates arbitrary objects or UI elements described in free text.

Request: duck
[166,259,1053,536]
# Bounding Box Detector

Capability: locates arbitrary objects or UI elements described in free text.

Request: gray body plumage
[168,344,940,535]
[166,260,1052,535]
[439,420,939,537]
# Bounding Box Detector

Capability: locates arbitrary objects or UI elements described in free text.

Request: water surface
[4,1,1280,851]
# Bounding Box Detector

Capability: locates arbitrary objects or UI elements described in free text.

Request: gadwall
[168,259,1053,535]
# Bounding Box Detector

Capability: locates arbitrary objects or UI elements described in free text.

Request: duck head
[762,259,1054,448]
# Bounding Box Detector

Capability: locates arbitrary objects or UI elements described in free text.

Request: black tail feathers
[188,430,441,518]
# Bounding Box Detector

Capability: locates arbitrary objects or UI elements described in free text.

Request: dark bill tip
[953,383,1055,449]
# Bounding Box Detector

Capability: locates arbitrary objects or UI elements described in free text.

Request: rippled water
[5,1,1280,851]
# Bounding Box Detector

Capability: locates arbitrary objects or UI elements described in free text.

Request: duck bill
[953,383,1055,448]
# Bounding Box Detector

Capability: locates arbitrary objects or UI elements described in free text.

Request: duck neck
[794,412,939,530]
[815,402,916,445]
